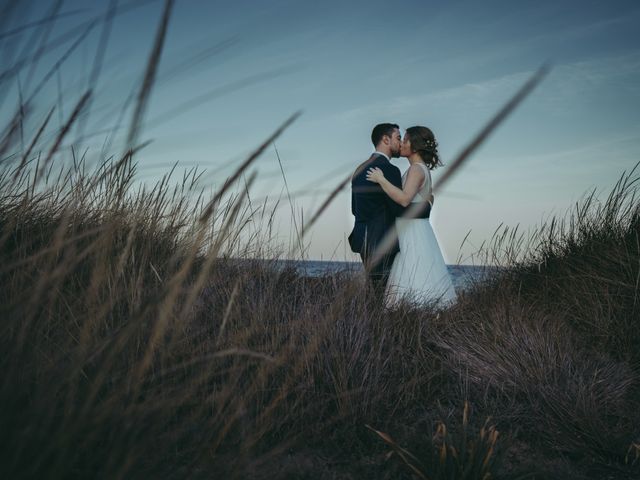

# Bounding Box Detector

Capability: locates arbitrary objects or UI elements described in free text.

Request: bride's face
[400,133,412,158]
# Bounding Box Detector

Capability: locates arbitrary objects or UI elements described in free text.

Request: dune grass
[2,132,640,479]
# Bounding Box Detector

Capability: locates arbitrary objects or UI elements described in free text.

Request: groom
[348,123,430,295]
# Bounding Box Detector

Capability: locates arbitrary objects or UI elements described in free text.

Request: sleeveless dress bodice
[402,163,432,204]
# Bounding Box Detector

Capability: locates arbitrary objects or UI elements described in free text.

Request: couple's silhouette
[349,123,456,307]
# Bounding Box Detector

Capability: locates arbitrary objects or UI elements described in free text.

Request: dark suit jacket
[348,153,430,260]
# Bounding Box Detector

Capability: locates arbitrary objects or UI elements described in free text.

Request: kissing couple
[348,123,457,307]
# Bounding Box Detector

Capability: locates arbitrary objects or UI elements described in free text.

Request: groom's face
[388,128,402,158]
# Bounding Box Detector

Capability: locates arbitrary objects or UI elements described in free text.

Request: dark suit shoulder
[352,154,380,181]
[353,154,397,179]
[377,160,400,175]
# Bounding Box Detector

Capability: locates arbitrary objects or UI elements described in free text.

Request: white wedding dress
[386,163,457,307]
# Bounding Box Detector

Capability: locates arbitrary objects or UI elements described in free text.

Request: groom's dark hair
[371,123,399,147]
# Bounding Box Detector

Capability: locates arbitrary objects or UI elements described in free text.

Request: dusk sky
[3,0,640,263]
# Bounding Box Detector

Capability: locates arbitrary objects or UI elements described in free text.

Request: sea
[275,260,496,292]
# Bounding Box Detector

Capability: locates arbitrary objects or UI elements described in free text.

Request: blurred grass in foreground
[1,123,639,479]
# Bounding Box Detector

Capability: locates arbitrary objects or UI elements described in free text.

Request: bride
[366,126,457,307]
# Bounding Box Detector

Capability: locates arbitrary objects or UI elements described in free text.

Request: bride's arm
[366,164,425,207]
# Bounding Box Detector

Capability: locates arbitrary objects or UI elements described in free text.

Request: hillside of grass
[1,145,639,479]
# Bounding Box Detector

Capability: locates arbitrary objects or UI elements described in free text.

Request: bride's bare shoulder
[406,163,426,179]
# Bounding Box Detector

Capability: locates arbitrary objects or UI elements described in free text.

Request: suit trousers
[361,250,396,298]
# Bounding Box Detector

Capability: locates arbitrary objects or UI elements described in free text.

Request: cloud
[334,50,640,125]
[494,129,640,166]
[334,69,532,124]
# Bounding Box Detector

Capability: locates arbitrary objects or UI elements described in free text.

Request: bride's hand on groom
[366,167,384,184]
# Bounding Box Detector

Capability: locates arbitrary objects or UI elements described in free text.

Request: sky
[2,0,640,263]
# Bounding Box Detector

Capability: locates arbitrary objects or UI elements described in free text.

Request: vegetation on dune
[1,3,639,479]
[2,134,640,479]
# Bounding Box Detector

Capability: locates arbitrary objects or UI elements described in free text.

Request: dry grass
[1,145,639,480]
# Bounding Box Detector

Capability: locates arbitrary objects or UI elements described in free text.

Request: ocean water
[277,260,495,292]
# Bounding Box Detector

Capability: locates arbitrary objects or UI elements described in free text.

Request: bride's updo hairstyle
[405,126,442,170]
